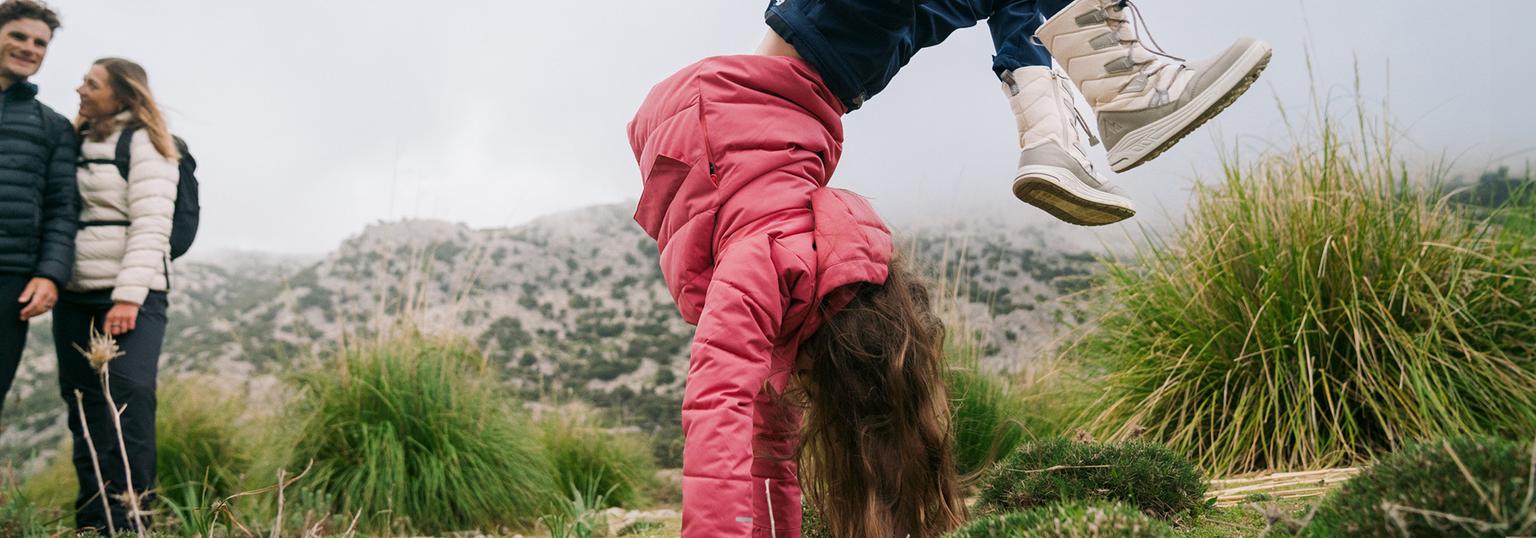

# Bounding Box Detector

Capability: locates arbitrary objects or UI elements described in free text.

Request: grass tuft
[282,331,560,533]
[154,375,259,532]
[1068,108,1536,474]
[538,404,659,509]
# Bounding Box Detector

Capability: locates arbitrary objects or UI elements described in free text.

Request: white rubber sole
[1107,41,1274,173]
[1013,165,1136,226]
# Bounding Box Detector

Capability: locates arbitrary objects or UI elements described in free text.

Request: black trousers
[0,275,32,421]
[54,292,167,533]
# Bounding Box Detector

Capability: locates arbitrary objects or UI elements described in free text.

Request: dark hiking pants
[54,291,167,533]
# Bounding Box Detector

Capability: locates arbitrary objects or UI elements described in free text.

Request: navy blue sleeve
[34,113,78,285]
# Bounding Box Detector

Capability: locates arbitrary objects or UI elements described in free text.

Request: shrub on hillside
[284,333,559,533]
[1068,112,1536,474]
[949,502,1174,538]
[1453,167,1535,210]
[978,438,1206,519]
[1305,436,1536,538]
[538,405,659,509]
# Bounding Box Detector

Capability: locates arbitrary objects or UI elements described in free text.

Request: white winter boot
[1004,66,1134,226]
[1035,0,1272,172]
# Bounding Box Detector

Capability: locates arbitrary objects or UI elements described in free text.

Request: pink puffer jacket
[628,55,893,537]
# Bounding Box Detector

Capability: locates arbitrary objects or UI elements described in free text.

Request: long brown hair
[792,255,965,537]
[76,57,178,160]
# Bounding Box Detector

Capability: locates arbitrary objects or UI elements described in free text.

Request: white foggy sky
[27,0,1536,254]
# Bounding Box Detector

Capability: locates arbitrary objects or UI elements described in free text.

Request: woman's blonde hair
[75,57,179,160]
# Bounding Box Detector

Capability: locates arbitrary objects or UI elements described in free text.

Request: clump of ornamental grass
[948,501,1175,538]
[154,376,261,533]
[537,404,660,509]
[1304,436,1536,538]
[977,438,1207,520]
[946,333,1036,479]
[1067,103,1536,474]
[283,332,560,533]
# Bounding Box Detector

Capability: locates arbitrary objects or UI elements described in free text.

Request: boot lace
[1113,0,1185,63]
[1109,0,1187,94]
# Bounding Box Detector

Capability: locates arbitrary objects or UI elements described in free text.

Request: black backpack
[81,125,201,259]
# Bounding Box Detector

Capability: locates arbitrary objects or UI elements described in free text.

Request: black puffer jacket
[0,81,78,285]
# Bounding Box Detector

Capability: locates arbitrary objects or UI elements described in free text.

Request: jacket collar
[1,79,38,99]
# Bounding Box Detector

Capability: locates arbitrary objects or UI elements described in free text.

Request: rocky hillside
[1,203,1118,469]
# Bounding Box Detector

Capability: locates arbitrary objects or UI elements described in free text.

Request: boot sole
[1108,42,1274,173]
[1014,165,1136,227]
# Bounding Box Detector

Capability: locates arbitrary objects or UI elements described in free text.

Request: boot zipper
[1050,70,1100,147]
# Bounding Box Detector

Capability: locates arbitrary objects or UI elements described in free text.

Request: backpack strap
[112,125,139,180]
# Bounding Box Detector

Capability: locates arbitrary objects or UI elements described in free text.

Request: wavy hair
[0,0,60,33]
[76,57,178,160]
[791,254,965,537]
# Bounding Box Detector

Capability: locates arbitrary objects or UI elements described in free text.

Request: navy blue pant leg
[54,292,166,534]
[913,0,1074,76]
[0,276,30,420]
[767,0,1077,107]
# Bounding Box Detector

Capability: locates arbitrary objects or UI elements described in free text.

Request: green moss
[979,438,1207,519]
[1305,436,1535,538]
[950,502,1174,537]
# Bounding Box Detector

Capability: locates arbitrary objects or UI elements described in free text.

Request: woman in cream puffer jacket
[71,110,177,302]
[53,57,178,534]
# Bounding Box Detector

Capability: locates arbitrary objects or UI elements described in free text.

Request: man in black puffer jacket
[0,0,76,419]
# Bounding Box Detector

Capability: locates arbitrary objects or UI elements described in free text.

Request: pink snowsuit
[628,55,894,537]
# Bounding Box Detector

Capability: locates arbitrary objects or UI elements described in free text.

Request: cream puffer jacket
[69,113,179,305]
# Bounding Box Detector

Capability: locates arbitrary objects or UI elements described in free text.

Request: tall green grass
[16,377,265,535]
[18,447,72,515]
[154,376,259,533]
[1,470,69,538]
[537,404,659,509]
[1068,109,1536,474]
[282,332,560,533]
[946,334,1036,479]
[933,245,1087,479]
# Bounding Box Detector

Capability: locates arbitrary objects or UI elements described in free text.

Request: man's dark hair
[0,0,59,33]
